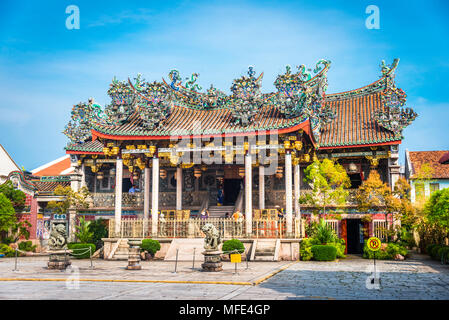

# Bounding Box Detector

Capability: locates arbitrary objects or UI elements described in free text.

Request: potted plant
[140,239,161,260]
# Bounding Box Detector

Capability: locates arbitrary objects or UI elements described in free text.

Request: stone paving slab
[0,256,290,285]
[1,254,449,300]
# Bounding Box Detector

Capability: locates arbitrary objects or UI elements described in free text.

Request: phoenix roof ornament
[374,59,417,137]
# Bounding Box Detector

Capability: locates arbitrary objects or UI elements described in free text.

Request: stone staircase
[207,206,234,218]
[252,239,280,261]
[108,239,130,260]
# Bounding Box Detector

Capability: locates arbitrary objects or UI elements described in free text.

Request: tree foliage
[0,193,31,243]
[47,186,90,215]
[355,171,413,242]
[0,181,26,210]
[299,159,351,217]
[0,193,16,233]
[425,188,449,232]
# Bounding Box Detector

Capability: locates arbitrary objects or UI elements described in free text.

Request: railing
[91,191,209,208]
[373,220,389,241]
[266,189,359,207]
[325,220,340,235]
[108,217,304,239]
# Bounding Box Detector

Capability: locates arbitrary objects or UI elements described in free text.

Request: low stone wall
[103,238,301,261]
[279,240,300,261]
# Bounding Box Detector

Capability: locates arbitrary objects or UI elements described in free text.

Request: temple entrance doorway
[346,219,364,254]
[223,179,242,205]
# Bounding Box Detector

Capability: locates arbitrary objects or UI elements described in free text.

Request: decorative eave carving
[373,59,417,138]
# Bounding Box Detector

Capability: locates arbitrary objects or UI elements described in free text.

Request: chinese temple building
[63,59,417,255]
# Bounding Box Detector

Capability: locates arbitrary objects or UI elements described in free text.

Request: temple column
[114,157,123,236]
[259,165,265,210]
[285,152,293,235]
[176,167,182,210]
[80,163,87,188]
[245,153,252,236]
[294,163,301,218]
[143,166,151,238]
[151,156,159,236]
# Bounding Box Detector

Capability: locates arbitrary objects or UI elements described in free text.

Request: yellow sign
[230,253,242,263]
[367,237,381,251]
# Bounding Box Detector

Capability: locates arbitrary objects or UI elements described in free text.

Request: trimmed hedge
[68,243,96,259]
[311,245,337,261]
[222,239,245,254]
[140,239,161,255]
[300,238,345,261]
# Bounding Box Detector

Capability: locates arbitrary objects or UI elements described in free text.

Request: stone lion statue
[201,223,222,251]
[48,222,68,250]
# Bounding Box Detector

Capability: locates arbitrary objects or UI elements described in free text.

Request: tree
[412,162,435,208]
[89,218,108,249]
[425,188,449,233]
[0,181,26,210]
[299,159,351,218]
[0,187,31,244]
[47,186,90,215]
[0,193,17,234]
[355,171,413,241]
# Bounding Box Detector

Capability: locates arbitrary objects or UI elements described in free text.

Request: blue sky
[0,0,448,170]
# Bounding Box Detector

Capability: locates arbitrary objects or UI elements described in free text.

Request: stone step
[254,256,275,261]
[255,252,274,257]
[256,248,275,255]
[112,254,129,260]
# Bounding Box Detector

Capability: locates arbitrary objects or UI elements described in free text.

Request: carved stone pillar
[144,166,150,220]
[245,153,252,236]
[285,152,293,235]
[114,157,123,236]
[259,165,265,210]
[176,167,182,210]
[294,163,301,218]
[151,157,159,236]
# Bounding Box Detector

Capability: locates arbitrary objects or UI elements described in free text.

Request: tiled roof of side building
[409,151,449,179]
[32,180,71,193]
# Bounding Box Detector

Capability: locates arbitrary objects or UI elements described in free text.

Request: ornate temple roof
[64,59,416,154]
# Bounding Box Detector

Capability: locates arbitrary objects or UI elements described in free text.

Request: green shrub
[311,245,337,261]
[0,243,15,257]
[363,241,408,260]
[430,245,444,260]
[426,244,437,255]
[88,218,108,250]
[315,219,337,244]
[329,239,346,259]
[300,238,320,261]
[222,239,245,254]
[437,247,449,262]
[140,239,161,255]
[68,243,96,259]
[18,241,36,252]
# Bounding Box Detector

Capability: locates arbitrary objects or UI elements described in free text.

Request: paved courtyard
[0,253,448,300]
